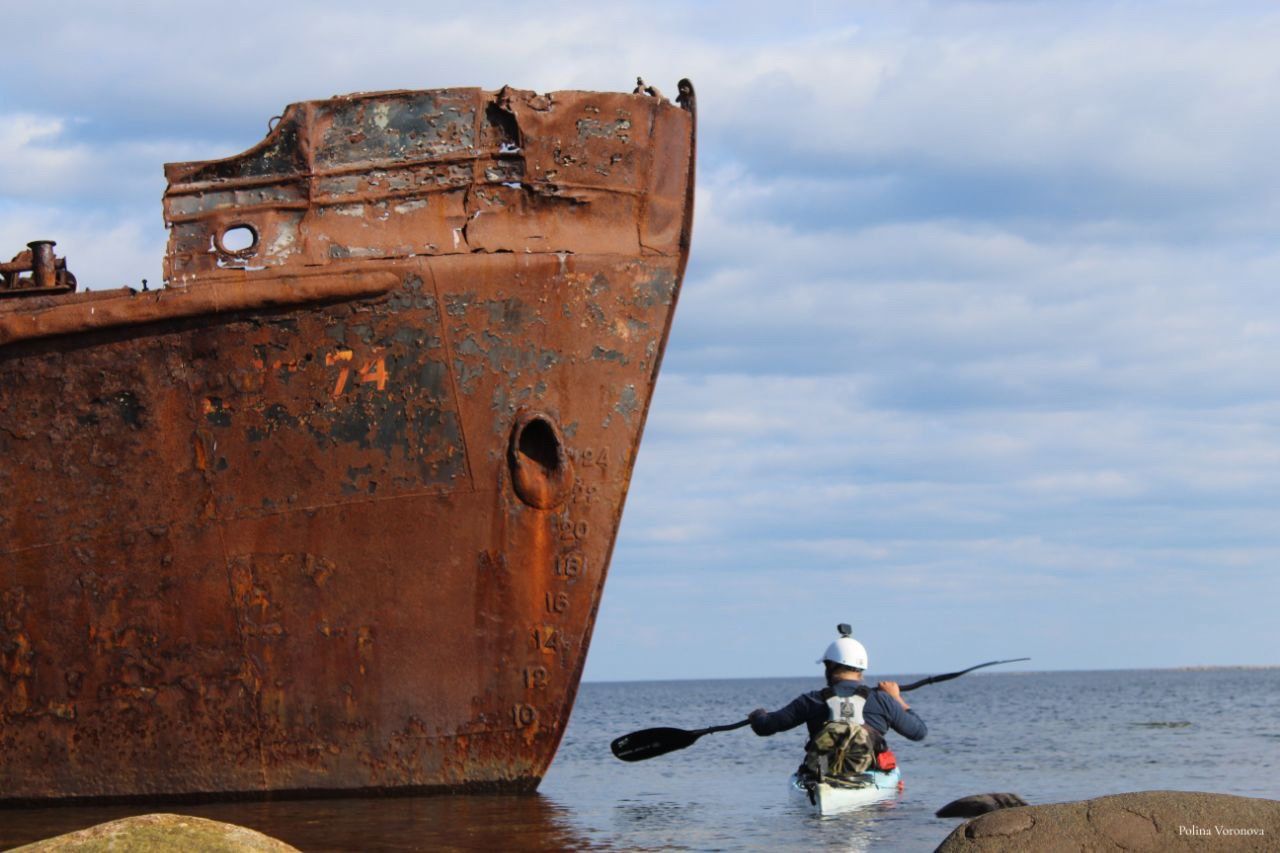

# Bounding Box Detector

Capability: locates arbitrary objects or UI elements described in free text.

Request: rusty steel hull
[0,83,694,802]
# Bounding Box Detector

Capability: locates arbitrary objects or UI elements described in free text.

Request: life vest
[825,683,867,727]
[804,682,876,779]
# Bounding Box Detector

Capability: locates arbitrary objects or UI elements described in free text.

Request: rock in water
[11,813,299,852]
[936,793,1029,818]
[935,791,1280,852]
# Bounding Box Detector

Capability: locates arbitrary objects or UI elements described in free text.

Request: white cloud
[0,115,87,197]
[3,0,1279,678]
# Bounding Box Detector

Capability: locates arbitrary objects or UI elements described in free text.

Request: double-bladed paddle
[610,719,752,762]
[896,657,1030,692]
[609,657,1031,762]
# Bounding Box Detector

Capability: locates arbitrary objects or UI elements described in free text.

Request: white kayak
[789,768,902,816]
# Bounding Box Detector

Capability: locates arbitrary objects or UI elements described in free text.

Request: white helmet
[817,623,868,670]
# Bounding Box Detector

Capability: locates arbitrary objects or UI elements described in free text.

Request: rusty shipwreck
[0,80,695,803]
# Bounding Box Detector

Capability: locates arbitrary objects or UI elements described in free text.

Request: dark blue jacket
[751,685,927,742]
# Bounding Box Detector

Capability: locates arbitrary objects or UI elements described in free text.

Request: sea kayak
[789,768,903,816]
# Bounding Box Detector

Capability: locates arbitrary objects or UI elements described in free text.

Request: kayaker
[748,624,926,782]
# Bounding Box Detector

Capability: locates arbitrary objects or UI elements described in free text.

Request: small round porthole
[215,223,259,257]
[509,412,574,509]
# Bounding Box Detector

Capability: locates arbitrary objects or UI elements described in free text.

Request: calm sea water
[2,669,1277,851]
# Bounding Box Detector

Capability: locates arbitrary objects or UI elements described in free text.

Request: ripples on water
[2,669,1276,850]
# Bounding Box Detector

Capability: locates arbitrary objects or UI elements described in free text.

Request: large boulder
[936,791,1279,852]
[12,813,299,852]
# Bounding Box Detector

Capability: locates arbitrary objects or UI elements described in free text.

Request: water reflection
[0,793,597,852]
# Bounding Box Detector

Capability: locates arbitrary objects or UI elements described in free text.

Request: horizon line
[583,663,1280,685]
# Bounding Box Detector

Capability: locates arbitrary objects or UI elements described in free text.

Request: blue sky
[5,1,1279,680]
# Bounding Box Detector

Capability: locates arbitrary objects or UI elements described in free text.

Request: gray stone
[936,791,1280,852]
[937,792,1030,818]
[11,813,299,852]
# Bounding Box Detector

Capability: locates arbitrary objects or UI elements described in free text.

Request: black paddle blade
[610,727,702,762]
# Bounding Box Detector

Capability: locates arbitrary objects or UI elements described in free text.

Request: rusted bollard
[28,240,57,290]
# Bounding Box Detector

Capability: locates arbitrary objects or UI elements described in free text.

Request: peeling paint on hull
[0,81,696,803]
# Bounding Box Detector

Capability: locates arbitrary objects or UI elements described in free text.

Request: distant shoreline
[1171,664,1280,672]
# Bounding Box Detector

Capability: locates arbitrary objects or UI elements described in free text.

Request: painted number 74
[326,350,389,398]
